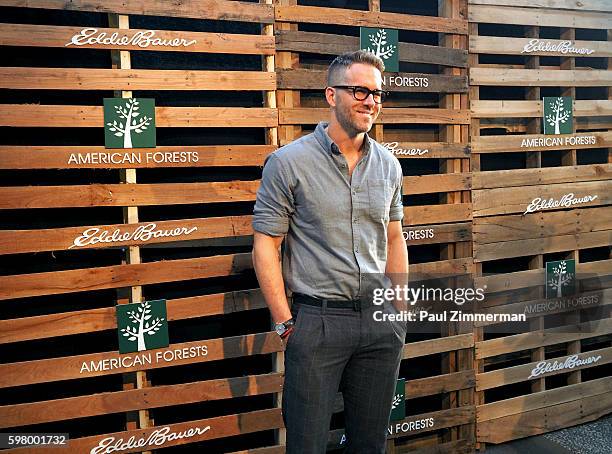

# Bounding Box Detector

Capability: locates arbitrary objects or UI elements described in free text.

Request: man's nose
[362,93,376,107]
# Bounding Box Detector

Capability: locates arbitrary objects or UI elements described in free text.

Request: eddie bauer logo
[90,425,211,454]
[383,142,429,156]
[67,28,197,49]
[521,39,594,55]
[69,223,198,249]
[117,300,169,353]
[528,354,602,379]
[104,98,155,149]
[523,193,598,215]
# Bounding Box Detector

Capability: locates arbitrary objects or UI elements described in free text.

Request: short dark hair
[327,50,385,86]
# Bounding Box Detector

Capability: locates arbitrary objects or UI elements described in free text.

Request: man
[252,50,409,453]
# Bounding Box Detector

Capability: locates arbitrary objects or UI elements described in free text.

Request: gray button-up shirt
[253,121,404,300]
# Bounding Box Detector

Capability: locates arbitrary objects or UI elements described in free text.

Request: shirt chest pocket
[367,179,391,222]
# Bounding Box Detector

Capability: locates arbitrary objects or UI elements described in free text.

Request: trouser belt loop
[321,299,327,315]
[353,299,361,312]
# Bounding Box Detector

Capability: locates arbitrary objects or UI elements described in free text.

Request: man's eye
[355,88,370,97]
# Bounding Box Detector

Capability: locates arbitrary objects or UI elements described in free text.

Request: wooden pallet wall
[1,0,610,452]
[469,0,612,447]
[0,1,284,452]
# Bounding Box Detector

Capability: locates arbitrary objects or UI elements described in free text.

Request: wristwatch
[275,318,295,338]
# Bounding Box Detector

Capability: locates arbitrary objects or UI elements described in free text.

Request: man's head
[325,50,386,138]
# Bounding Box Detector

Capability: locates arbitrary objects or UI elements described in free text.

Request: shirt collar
[314,121,372,157]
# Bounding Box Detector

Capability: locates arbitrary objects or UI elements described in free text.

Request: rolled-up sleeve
[253,154,294,236]
[389,159,404,222]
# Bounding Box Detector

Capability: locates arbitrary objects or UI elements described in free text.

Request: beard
[333,98,378,138]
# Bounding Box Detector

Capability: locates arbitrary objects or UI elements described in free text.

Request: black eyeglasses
[332,85,389,104]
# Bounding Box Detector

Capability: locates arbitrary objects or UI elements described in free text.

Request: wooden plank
[0,332,282,388]
[0,23,275,54]
[477,391,612,444]
[0,67,276,91]
[277,69,468,93]
[407,370,476,399]
[0,105,278,128]
[403,334,474,359]
[470,35,612,57]
[387,406,475,439]
[0,373,282,428]
[275,30,468,67]
[476,259,612,293]
[275,5,468,35]
[0,253,253,300]
[476,288,612,325]
[279,108,470,125]
[477,376,612,422]
[382,141,470,159]
[404,173,471,195]
[471,100,612,118]
[475,318,612,359]
[410,258,473,277]
[14,409,283,454]
[474,230,612,262]
[0,0,274,23]
[0,144,274,169]
[473,180,611,217]
[226,447,285,454]
[468,0,612,12]
[0,216,254,255]
[0,254,470,301]
[0,288,266,344]
[0,181,260,209]
[470,68,612,86]
[476,346,612,391]
[472,206,609,245]
[473,164,612,189]
[406,439,474,454]
[404,203,473,226]
[403,222,472,246]
[469,4,612,29]
[472,131,612,153]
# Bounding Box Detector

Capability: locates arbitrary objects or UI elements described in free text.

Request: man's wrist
[275,318,295,338]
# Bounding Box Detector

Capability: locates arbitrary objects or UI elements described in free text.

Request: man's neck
[326,122,366,158]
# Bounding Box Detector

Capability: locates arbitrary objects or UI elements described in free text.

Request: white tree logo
[107,98,152,148]
[545,97,571,134]
[548,260,573,298]
[391,393,404,410]
[120,301,165,351]
[366,29,396,61]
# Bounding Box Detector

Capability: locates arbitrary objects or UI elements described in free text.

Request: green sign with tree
[360,27,399,72]
[104,98,155,148]
[116,299,169,353]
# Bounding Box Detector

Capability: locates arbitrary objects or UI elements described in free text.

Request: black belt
[292,293,370,311]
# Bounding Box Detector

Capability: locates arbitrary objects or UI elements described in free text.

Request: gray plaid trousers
[282,301,406,453]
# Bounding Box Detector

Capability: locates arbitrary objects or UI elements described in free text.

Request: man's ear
[325,87,336,107]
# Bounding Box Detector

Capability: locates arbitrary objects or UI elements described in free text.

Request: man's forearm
[386,229,409,311]
[252,234,292,324]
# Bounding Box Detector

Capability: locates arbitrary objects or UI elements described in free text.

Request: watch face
[275,323,286,336]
